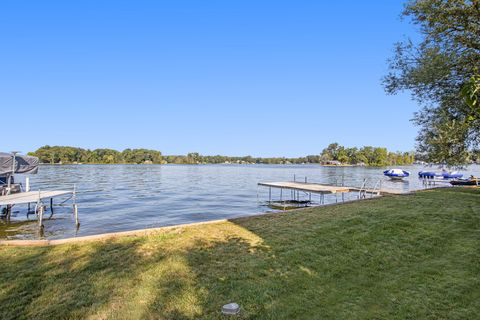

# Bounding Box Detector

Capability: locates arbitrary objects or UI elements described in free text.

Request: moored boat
[450,177,479,186]
[418,170,463,179]
[441,171,463,179]
[384,169,410,180]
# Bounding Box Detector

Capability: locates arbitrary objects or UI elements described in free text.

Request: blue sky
[1,1,419,157]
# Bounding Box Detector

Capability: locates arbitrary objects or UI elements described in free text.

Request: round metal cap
[222,302,240,315]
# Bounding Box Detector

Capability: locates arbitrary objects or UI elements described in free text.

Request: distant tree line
[28,144,417,166]
[29,146,163,164]
[319,143,415,166]
[162,153,320,165]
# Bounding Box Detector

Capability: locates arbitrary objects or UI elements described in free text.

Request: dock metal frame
[0,186,79,232]
[258,180,352,207]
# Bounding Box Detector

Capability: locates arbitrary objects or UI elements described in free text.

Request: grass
[0,187,479,319]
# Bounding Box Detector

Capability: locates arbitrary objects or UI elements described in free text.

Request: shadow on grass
[177,188,480,319]
[0,239,149,319]
[0,231,270,319]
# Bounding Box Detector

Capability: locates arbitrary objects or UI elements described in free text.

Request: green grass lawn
[1,188,479,319]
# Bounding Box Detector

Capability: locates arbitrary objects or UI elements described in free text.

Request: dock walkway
[258,181,406,196]
[0,190,73,206]
[0,189,79,230]
[258,181,351,194]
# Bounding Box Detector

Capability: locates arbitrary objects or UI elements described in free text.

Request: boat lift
[0,152,79,232]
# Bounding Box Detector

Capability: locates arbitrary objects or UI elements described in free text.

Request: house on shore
[322,160,342,166]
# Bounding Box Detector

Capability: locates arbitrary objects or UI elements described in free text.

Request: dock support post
[269,187,271,203]
[74,204,79,228]
[280,188,283,202]
[73,184,80,228]
[6,205,11,221]
[34,189,44,230]
[38,205,44,230]
[26,177,31,213]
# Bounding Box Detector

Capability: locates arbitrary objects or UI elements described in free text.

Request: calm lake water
[1,164,479,240]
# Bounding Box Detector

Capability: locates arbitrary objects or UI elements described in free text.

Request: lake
[1,164,479,240]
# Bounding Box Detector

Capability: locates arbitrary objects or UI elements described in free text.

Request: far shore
[36,162,423,167]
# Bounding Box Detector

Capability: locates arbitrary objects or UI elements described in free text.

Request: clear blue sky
[1,1,419,157]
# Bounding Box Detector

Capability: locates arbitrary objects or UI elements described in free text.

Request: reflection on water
[1,164,479,240]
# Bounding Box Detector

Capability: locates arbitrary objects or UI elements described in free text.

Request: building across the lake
[322,160,342,166]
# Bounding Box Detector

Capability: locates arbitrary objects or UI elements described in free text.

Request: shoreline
[0,194,391,247]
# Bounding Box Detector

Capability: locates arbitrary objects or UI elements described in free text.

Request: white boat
[383,168,410,180]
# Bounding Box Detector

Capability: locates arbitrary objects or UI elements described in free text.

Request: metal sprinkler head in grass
[222,302,240,315]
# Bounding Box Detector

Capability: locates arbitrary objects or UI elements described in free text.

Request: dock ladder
[358,179,368,199]
[370,179,382,197]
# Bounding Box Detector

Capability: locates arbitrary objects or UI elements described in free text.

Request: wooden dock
[258,181,407,197]
[258,181,351,194]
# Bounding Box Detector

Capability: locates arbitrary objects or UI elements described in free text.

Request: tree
[122,149,163,164]
[336,147,349,164]
[383,0,480,166]
[186,152,201,164]
[93,149,123,163]
[321,143,340,161]
[461,71,480,121]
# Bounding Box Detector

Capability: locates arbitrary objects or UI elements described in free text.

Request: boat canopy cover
[387,169,405,175]
[0,152,39,176]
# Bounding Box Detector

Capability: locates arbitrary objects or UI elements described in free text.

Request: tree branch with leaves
[383,0,480,166]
